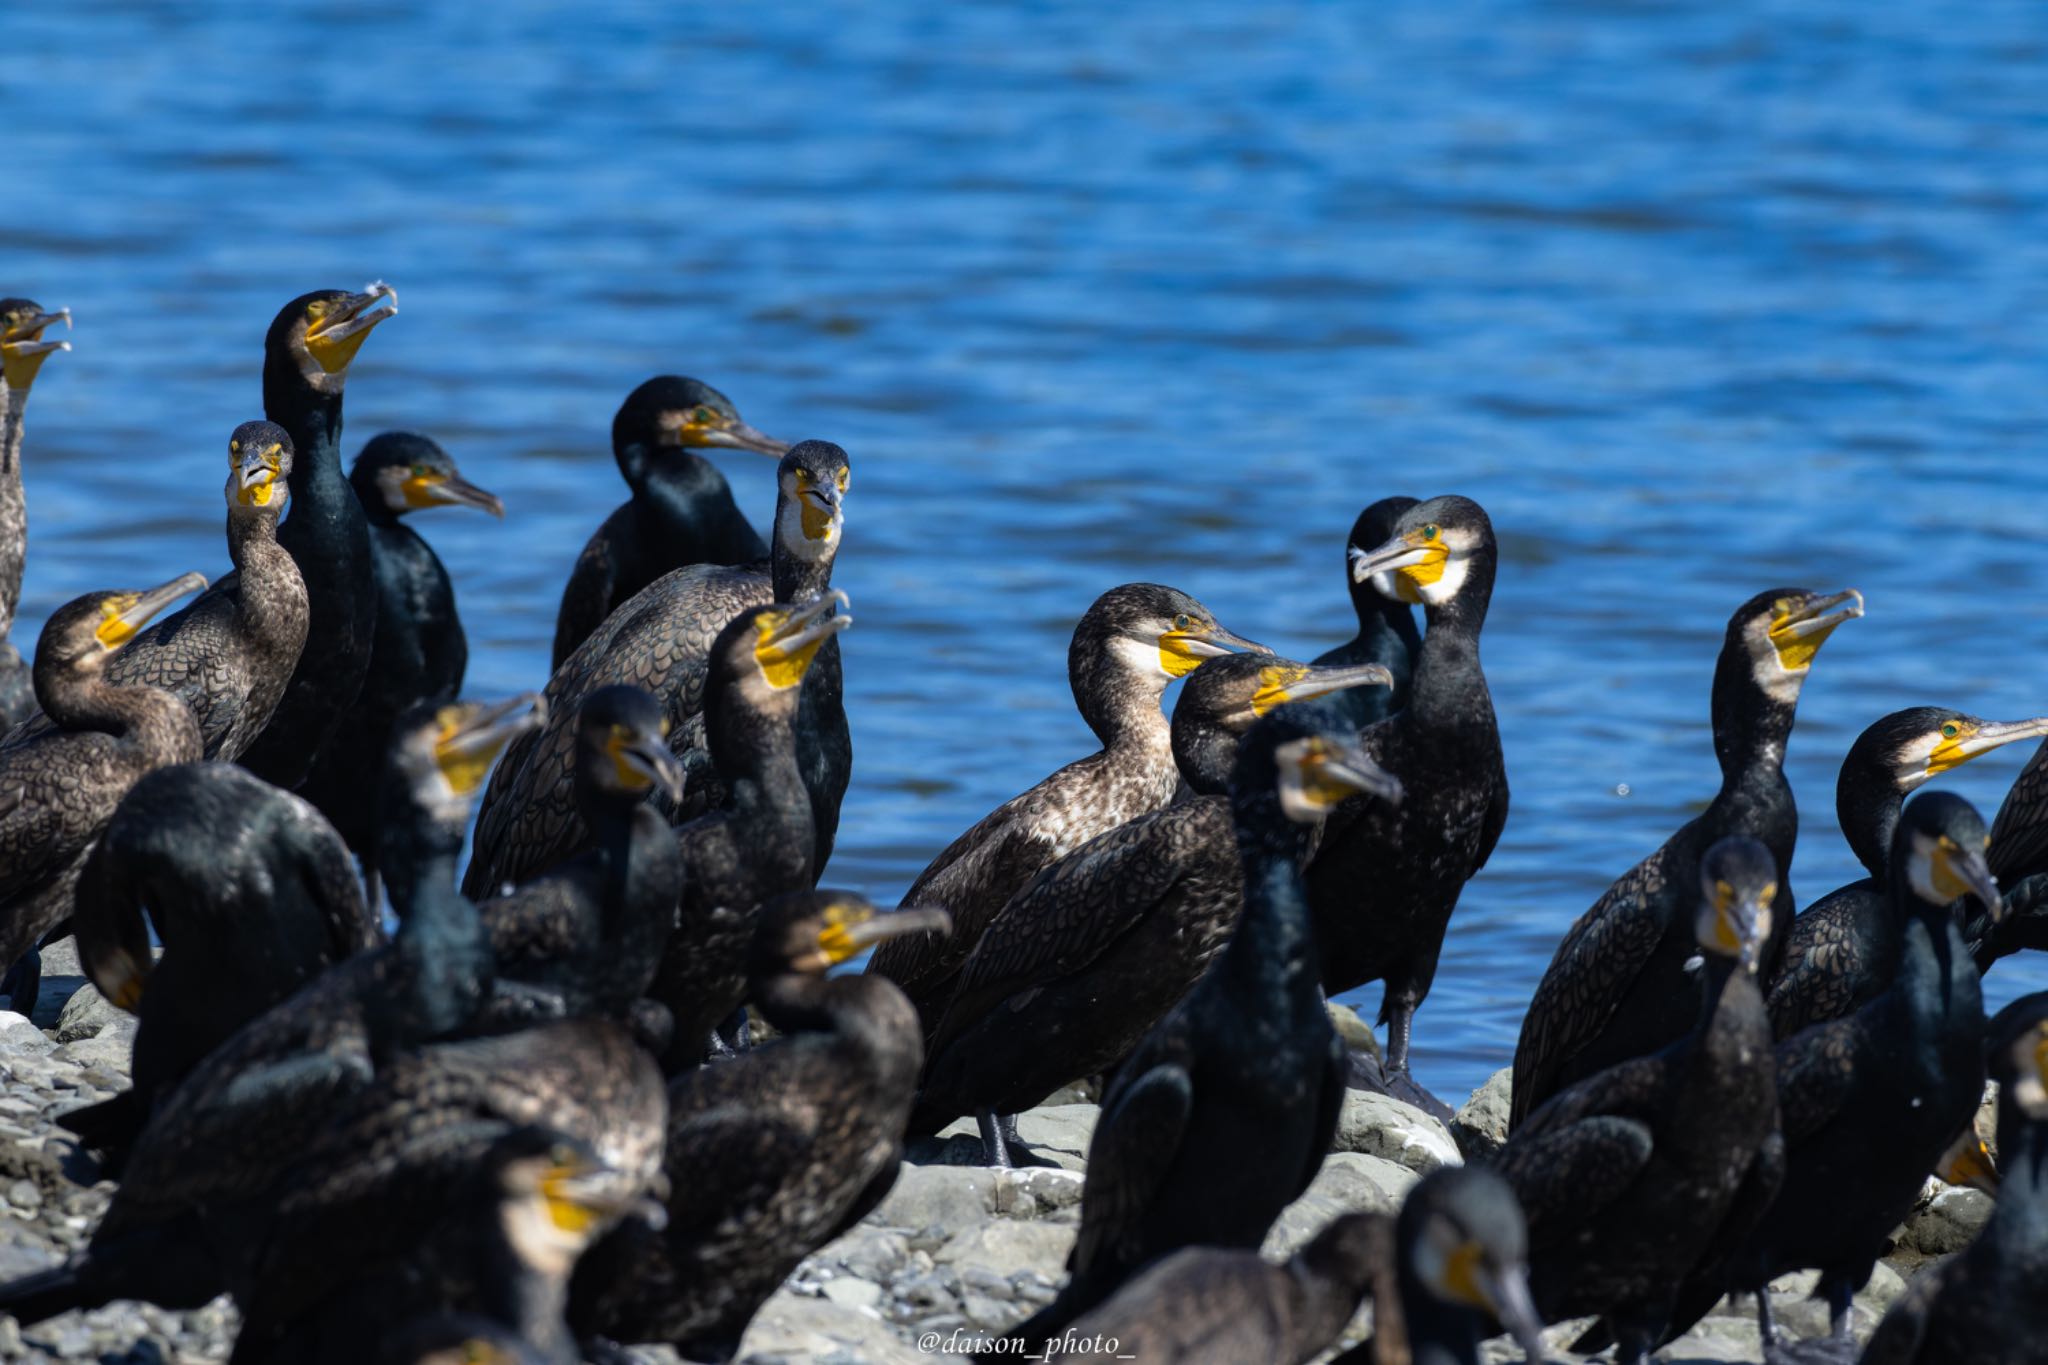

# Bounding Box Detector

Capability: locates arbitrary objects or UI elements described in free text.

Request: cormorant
[0,695,545,1327]
[237,1123,656,1365]
[467,439,852,896]
[9,421,310,759]
[1491,836,1781,1363]
[994,711,1401,1350]
[1303,494,1508,1090]
[0,297,69,728]
[653,596,848,1066]
[1313,495,1421,729]
[472,685,686,1035]
[914,653,1393,1164]
[569,892,949,1361]
[0,573,206,1017]
[235,283,399,791]
[1048,1212,1389,1365]
[1510,585,1863,1130]
[1650,791,1996,1356]
[60,760,381,1167]
[551,375,786,670]
[1859,992,2048,1365]
[1990,735,2048,885]
[1767,708,2044,1036]
[866,583,1262,1045]
[300,431,503,895]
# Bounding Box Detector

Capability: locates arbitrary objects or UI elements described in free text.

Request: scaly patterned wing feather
[1490,1114,1654,1242]
[1772,1017,1862,1146]
[1764,884,1873,1037]
[1990,737,2048,883]
[1508,847,1675,1129]
[466,562,767,896]
[930,804,1218,1055]
[865,808,1053,1002]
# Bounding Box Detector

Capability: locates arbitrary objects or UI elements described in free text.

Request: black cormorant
[866,583,1262,1044]
[1768,708,2044,1035]
[551,375,786,670]
[1313,495,1421,729]
[569,892,948,1361]
[1990,736,2048,885]
[300,431,502,895]
[467,440,851,896]
[10,421,310,759]
[654,596,848,1066]
[1303,494,1508,1090]
[913,653,1393,1164]
[0,573,206,1016]
[1491,836,1781,1363]
[0,297,69,728]
[473,685,686,1035]
[1510,585,1863,1130]
[59,760,380,1166]
[235,284,399,790]
[995,711,1401,1350]
[1858,992,2048,1365]
[0,695,544,1327]
[1651,791,1995,1356]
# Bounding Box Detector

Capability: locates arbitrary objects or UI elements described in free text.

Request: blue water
[5,2,2046,1100]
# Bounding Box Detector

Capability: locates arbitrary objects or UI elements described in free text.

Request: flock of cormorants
[0,287,2043,1365]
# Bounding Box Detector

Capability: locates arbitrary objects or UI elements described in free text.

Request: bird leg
[1756,1287,1778,1348]
[1385,1000,1414,1075]
[1826,1277,1854,1342]
[978,1110,1015,1169]
[715,1005,752,1055]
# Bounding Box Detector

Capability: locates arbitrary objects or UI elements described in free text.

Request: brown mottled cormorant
[235,284,399,791]
[1304,494,1508,1090]
[1314,495,1421,729]
[1767,708,2044,1036]
[653,595,848,1066]
[9,421,310,759]
[0,573,206,1017]
[866,583,1263,1044]
[995,712,1401,1351]
[913,653,1393,1165]
[1510,585,1863,1130]
[1648,791,1995,1356]
[472,685,686,1036]
[1049,1212,1389,1365]
[0,696,545,1326]
[569,892,948,1361]
[1859,992,2048,1365]
[551,376,787,670]
[237,1100,659,1365]
[301,431,503,895]
[0,298,69,728]
[468,440,851,896]
[59,760,380,1167]
[1492,836,1781,1364]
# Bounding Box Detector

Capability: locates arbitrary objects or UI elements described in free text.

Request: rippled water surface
[5,2,2046,1098]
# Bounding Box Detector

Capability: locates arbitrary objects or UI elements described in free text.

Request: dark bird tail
[55,1091,143,1174]
[0,1259,92,1327]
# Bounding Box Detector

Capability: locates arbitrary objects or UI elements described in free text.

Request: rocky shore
[0,961,1990,1364]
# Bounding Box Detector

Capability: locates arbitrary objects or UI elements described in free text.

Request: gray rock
[0,1012,54,1057]
[1334,1087,1462,1174]
[1264,1151,1417,1258]
[53,983,127,1044]
[867,1164,1001,1230]
[736,1288,930,1364]
[931,1105,1097,1174]
[934,1220,1075,1282]
[820,1277,882,1312]
[1451,1066,1513,1160]
[1888,1180,1994,1267]
[49,1015,135,1073]
[826,1226,912,1283]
